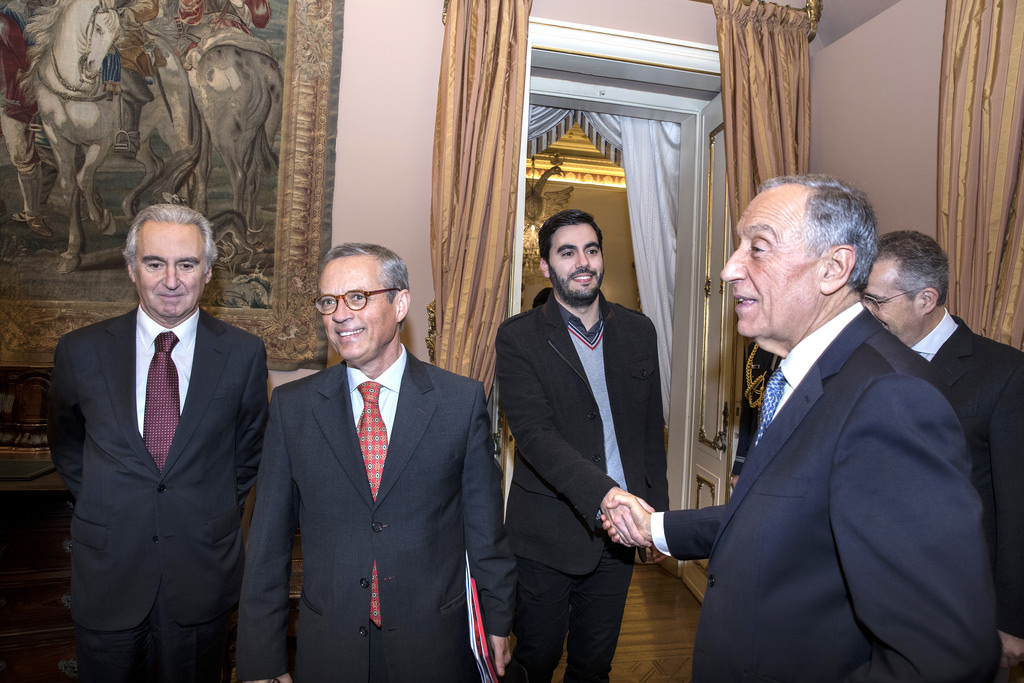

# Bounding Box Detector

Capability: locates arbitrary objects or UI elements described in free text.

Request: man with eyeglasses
[866,230,1024,678]
[236,243,516,683]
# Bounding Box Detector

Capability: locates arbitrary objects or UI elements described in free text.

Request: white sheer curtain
[526,106,680,419]
[584,113,680,421]
[527,106,576,153]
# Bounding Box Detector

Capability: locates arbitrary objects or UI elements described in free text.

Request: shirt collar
[777,302,864,393]
[911,309,957,360]
[555,299,604,343]
[347,345,408,395]
[137,307,200,349]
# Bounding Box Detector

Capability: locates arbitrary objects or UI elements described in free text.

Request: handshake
[600,487,657,549]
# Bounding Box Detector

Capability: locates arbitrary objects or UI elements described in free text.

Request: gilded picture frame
[0,0,341,369]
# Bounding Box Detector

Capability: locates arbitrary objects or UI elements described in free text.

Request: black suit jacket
[495,294,669,574]
[932,316,1024,638]
[47,308,268,629]
[235,353,516,683]
[663,311,999,682]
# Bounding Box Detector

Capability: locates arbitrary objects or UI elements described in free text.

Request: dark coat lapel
[163,311,227,475]
[931,317,972,387]
[312,364,376,507]
[100,310,150,465]
[541,296,589,388]
[717,311,880,543]
[374,354,437,504]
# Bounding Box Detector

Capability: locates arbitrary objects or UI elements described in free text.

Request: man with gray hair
[865,230,1024,676]
[603,176,999,681]
[236,243,516,683]
[48,203,269,683]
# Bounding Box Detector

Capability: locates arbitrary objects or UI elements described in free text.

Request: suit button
[591,454,601,463]
[359,626,368,637]
[157,484,166,493]
[707,574,716,588]
[361,578,370,588]
[641,369,648,378]
[372,522,383,533]
[152,536,159,543]
[587,411,597,419]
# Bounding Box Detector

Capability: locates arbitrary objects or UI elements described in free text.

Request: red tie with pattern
[358,381,388,627]
[144,331,180,471]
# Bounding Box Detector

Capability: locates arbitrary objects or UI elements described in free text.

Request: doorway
[498,19,735,597]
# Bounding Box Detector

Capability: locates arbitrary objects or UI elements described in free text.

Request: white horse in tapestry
[23,0,192,272]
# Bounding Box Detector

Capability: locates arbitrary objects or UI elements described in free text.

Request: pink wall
[809,0,946,237]
[328,0,445,365]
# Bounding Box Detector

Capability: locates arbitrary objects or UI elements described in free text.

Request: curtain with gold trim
[712,0,811,222]
[430,0,532,392]
[937,0,1024,347]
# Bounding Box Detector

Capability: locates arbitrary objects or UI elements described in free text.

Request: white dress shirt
[911,309,958,361]
[135,308,199,434]
[650,302,867,554]
[347,345,408,437]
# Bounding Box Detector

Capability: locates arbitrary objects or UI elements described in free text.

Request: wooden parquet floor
[551,562,701,683]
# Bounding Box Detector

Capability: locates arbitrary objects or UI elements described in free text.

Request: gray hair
[876,230,949,305]
[321,243,409,302]
[759,174,878,292]
[123,204,218,273]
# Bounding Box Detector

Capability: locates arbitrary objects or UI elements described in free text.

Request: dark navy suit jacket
[932,317,1024,639]
[663,311,999,682]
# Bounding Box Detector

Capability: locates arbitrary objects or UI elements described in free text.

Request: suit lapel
[717,311,880,541]
[100,311,152,465]
[162,311,227,475]
[312,365,378,507]
[931,318,972,387]
[374,355,436,504]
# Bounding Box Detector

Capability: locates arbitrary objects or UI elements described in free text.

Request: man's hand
[999,629,1024,669]
[600,488,654,547]
[489,634,511,677]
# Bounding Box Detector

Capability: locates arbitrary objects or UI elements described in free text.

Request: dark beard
[550,267,603,309]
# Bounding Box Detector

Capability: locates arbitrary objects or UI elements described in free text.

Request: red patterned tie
[144,331,180,471]
[358,381,388,626]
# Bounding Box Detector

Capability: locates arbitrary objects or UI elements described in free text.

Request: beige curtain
[430,0,532,392]
[937,0,1024,348]
[712,0,811,222]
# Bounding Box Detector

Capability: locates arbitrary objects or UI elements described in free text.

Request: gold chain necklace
[744,342,768,408]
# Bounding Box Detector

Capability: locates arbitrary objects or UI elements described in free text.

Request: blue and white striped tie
[754,369,787,446]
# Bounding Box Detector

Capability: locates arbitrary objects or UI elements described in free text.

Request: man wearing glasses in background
[865,230,1024,678]
[236,243,516,683]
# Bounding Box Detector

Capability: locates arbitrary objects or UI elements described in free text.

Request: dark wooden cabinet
[0,365,77,680]
[0,490,77,681]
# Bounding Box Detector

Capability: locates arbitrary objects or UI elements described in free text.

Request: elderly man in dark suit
[47,204,269,683]
[604,175,999,682]
[495,209,668,683]
[865,229,1024,676]
[236,243,516,683]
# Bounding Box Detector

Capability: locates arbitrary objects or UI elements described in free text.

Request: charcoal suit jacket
[662,310,999,682]
[47,308,269,630]
[235,352,516,683]
[931,316,1024,639]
